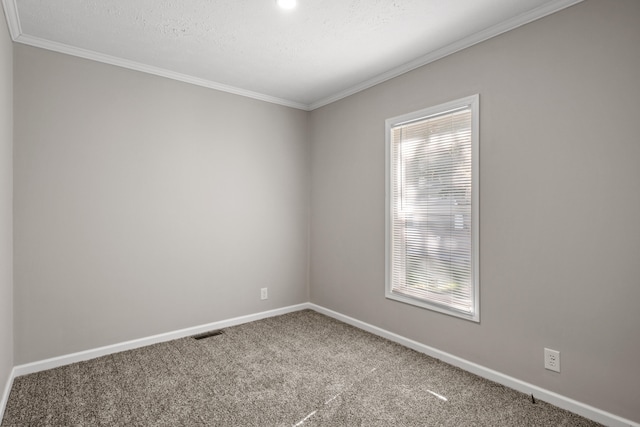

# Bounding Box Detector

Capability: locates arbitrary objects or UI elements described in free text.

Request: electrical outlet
[544,348,560,372]
[260,288,268,300]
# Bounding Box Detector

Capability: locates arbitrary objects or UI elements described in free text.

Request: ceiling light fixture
[276,0,297,10]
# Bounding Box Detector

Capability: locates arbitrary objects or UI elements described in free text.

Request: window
[385,95,479,322]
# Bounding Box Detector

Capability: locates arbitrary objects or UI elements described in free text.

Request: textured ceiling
[3,0,582,109]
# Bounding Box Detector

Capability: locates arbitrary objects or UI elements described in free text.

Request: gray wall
[309,0,640,422]
[14,45,309,364]
[0,6,13,399]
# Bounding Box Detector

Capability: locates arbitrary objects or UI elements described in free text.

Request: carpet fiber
[2,310,601,426]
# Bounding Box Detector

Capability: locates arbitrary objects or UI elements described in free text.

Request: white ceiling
[2,0,582,110]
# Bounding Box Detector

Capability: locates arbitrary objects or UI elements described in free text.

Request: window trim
[385,94,480,322]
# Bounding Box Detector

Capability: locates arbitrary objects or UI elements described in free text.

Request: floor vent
[192,330,224,340]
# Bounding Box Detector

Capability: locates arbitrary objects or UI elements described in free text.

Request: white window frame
[385,94,480,322]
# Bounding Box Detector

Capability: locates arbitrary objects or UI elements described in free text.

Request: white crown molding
[0,0,309,111]
[3,0,583,112]
[16,34,310,111]
[308,0,585,110]
[309,304,638,427]
[1,0,21,40]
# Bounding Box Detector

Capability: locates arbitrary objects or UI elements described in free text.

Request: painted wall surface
[13,44,309,364]
[0,6,13,400]
[309,0,640,422]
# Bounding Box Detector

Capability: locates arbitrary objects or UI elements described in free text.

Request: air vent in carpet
[192,330,224,340]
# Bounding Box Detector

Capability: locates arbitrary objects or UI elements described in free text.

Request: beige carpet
[2,310,601,426]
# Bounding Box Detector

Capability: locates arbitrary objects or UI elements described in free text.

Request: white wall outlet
[544,348,560,372]
[260,288,268,300]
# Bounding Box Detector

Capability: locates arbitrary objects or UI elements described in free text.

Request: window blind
[387,96,478,321]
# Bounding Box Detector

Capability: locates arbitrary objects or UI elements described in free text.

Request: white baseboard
[3,302,637,427]
[13,303,311,377]
[309,304,638,427]
[0,367,15,423]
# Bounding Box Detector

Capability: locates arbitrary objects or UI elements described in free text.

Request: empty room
[1,0,639,425]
